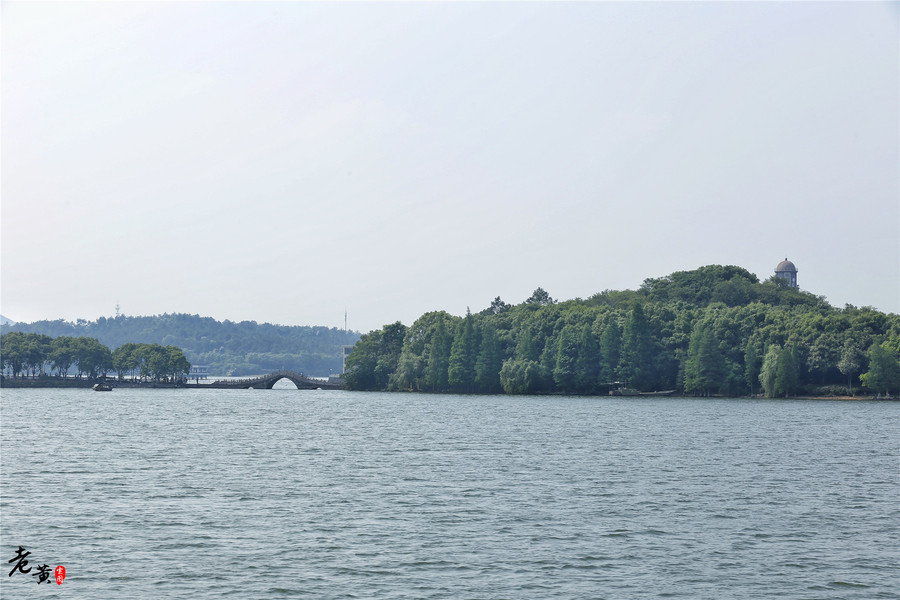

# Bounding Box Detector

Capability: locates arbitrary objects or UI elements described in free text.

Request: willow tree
[759,345,780,398]
[774,344,801,397]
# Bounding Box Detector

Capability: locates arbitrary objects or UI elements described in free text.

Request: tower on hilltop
[775,258,798,288]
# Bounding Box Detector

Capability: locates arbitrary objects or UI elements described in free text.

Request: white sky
[2,1,898,333]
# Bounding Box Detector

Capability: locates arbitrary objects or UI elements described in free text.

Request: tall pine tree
[424,317,452,392]
[598,317,621,384]
[574,324,600,393]
[620,304,655,390]
[475,322,503,393]
[683,321,726,396]
[448,309,477,391]
[553,324,579,392]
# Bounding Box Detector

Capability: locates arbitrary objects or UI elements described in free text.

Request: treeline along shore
[3,265,899,397]
[343,265,900,398]
[1,313,359,377]
[0,335,190,385]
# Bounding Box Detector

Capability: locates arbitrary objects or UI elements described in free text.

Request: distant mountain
[0,313,360,377]
[0,315,16,326]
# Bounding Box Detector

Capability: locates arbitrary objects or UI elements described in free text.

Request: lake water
[1,387,897,598]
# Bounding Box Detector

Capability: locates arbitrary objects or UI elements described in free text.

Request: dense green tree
[130,343,190,381]
[574,324,600,393]
[807,333,841,384]
[759,345,780,398]
[838,340,866,393]
[113,342,141,379]
[774,344,801,397]
[641,265,760,305]
[344,322,407,391]
[598,317,622,384]
[167,346,191,380]
[553,324,580,392]
[23,334,52,376]
[500,358,544,395]
[711,277,756,307]
[1,313,358,377]
[882,336,900,359]
[336,264,899,397]
[1,332,28,376]
[424,316,452,392]
[1,333,191,383]
[684,321,727,396]
[390,312,452,391]
[525,287,554,306]
[391,352,423,391]
[620,304,656,390]
[448,309,477,391]
[373,322,407,389]
[73,337,113,379]
[22,336,43,376]
[539,333,560,393]
[482,296,511,315]
[474,322,503,393]
[515,325,540,362]
[860,342,900,395]
[50,336,77,377]
[744,339,762,395]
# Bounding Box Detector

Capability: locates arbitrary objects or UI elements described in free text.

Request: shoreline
[0,377,184,389]
[0,377,893,400]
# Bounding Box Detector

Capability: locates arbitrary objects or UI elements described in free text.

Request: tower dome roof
[775,258,797,273]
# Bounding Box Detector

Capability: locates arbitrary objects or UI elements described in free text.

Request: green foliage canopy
[343,265,900,398]
[2,333,189,382]
[1,313,359,377]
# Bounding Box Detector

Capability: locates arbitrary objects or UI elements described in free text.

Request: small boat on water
[92,383,113,392]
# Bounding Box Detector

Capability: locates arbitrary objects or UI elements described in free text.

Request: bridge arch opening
[271,377,300,390]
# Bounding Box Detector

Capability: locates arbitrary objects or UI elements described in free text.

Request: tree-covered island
[344,265,900,397]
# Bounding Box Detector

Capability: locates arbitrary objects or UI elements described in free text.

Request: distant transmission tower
[344,307,348,334]
[115,302,120,318]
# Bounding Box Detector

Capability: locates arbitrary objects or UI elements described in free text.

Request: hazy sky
[2,1,898,333]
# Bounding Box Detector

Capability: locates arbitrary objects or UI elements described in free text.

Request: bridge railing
[205,370,341,388]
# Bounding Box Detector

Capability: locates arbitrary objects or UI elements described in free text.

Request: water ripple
[2,390,898,599]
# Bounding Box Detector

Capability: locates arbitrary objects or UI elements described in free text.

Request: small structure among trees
[775,258,798,288]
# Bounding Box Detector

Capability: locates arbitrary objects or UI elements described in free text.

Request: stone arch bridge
[188,370,344,390]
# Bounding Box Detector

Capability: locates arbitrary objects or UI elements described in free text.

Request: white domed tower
[775,258,798,288]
